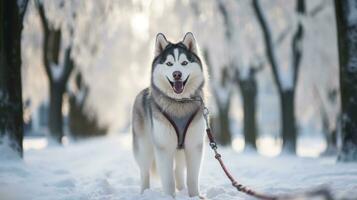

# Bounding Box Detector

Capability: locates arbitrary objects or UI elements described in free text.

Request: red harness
[153,101,199,149]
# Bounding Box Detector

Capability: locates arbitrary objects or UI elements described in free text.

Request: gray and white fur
[132,32,208,198]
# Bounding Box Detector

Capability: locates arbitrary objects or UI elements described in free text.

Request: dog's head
[151,32,204,99]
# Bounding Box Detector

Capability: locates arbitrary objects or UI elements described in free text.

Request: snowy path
[1,135,357,200]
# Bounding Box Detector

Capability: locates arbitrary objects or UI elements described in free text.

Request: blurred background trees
[2,0,346,159]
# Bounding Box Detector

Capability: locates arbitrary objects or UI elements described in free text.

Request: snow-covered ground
[1,135,356,200]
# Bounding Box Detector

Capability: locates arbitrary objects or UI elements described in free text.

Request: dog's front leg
[185,144,203,197]
[154,147,175,197]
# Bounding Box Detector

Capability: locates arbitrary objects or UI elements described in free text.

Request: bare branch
[292,0,305,88]
[252,0,283,92]
[35,0,49,34]
[35,0,52,82]
[217,0,232,40]
[310,0,328,17]
[35,0,62,83]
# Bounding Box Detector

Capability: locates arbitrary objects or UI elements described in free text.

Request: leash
[175,96,277,200]
[202,106,277,200]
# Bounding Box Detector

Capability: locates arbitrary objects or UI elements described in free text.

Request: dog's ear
[182,32,198,55]
[155,33,169,57]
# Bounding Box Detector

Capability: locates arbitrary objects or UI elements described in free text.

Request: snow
[1,135,357,200]
[0,135,20,161]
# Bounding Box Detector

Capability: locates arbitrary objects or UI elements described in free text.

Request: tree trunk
[36,1,74,144]
[216,103,232,146]
[239,79,257,149]
[280,90,296,153]
[253,0,304,154]
[0,0,27,157]
[48,82,65,143]
[335,0,357,162]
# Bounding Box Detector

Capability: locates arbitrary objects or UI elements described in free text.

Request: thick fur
[132,32,207,197]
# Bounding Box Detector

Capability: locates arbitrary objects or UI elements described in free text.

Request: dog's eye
[181,61,188,66]
[166,62,173,66]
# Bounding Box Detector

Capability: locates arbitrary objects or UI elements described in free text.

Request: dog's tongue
[173,81,184,94]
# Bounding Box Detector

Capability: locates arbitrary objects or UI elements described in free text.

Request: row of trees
[208,0,356,159]
[0,0,356,161]
[0,0,107,158]
[209,0,305,154]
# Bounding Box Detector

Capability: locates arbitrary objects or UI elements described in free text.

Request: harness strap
[153,100,199,149]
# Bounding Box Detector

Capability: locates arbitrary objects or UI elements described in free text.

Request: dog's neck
[150,84,203,117]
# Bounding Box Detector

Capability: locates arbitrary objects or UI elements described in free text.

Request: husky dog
[132,32,207,197]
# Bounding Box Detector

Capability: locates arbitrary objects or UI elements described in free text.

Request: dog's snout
[172,71,182,80]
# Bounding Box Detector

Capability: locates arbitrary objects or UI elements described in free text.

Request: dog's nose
[172,71,182,80]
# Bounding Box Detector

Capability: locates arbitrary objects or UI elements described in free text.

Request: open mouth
[166,75,190,94]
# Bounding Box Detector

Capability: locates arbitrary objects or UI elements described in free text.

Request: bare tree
[217,0,262,150]
[0,0,28,157]
[335,0,357,162]
[36,0,74,144]
[235,65,264,150]
[253,0,305,154]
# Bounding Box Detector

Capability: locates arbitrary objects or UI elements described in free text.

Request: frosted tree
[253,0,305,154]
[0,0,28,157]
[335,0,357,162]
[35,0,74,144]
[217,0,265,150]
